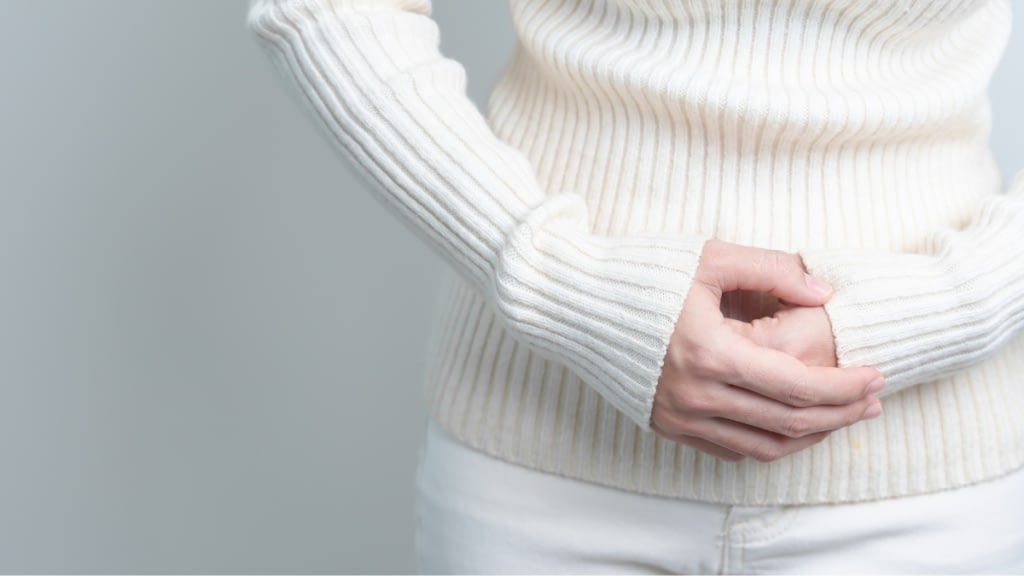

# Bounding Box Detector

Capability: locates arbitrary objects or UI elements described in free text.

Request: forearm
[799,170,1024,396]
[245,0,708,428]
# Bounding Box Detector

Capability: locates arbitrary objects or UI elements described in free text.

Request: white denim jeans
[414,417,1024,574]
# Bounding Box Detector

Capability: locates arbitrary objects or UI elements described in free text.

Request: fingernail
[862,402,882,420]
[866,377,885,394]
[805,273,833,296]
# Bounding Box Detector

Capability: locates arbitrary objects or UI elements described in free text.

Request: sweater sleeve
[244,0,708,429]
[798,170,1024,398]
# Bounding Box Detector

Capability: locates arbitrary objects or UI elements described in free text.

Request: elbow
[245,0,289,44]
[244,0,272,41]
[244,0,300,44]
[245,0,433,32]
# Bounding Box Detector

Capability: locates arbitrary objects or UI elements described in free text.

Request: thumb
[702,240,834,307]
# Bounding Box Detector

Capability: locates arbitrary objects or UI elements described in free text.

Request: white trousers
[414,417,1024,574]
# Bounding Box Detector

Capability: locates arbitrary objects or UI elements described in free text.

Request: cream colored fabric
[246,0,1024,504]
[415,417,1024,573]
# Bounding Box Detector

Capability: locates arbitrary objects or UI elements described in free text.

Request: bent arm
[245,0,709,428]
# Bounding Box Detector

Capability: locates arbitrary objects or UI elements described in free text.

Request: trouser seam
[718,504,736,575]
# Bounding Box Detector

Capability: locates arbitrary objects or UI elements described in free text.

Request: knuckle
[672,384,715,415]
[782,413,811,438]
[786,378,817,407]
[755,249,792,277]
[703,238,728,260]
[748,440,786,462]
[683,341,724,377]
[774,249,802,276]
[749,316,775,330]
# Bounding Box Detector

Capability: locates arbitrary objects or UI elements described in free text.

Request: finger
[651,421,745,461]
[723,317,753,338]
[682,416,832,462]
[703,241,833,307]
[719,331,884,406]
[749,311,839,368]
[726,313,803,354]
[705,383,882,438]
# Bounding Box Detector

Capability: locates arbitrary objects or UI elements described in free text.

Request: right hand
[650,239,885,462]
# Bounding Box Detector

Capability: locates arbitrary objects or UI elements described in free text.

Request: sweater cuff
[798,183,1024,396]
[246,0,708,430]
[494,193,708,429]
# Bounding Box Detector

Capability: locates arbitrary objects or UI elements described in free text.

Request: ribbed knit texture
[246,0,1024,505]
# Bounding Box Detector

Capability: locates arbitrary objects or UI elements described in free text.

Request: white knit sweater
[246,0,1024,505]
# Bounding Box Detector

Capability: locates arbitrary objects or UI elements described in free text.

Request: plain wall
[0,0,1019,572]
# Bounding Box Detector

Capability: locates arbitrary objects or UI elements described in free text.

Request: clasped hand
[651,239,884,462]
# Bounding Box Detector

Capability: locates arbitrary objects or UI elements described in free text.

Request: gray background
[0,0,1019,572]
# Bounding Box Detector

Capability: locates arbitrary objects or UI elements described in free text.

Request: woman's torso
[420,0,1024,505]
